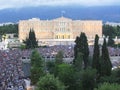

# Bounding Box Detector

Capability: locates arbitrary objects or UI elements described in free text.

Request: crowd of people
[21,45,74,59]
[0,45,120,89]
[0,49,25,90]
[21,45,120,67]
[22,45,120,58]
[38,45,74,58]
[108,47,120,56]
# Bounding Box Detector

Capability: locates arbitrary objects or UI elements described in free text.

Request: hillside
[0,6,120,23]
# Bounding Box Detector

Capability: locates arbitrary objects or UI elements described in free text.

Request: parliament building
[19,17,102,46]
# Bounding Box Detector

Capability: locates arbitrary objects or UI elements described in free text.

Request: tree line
[27,31,120,90]
[103,24,120,38]
[0,24,18,35]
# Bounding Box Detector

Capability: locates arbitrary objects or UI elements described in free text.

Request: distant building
[19,17,102,46]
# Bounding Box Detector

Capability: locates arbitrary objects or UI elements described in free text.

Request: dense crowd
[38,45,74,58]
[0,49,25,90]
[22,45,74,59]
[0,45,120,90]
[108,47,120,56]
[22,45,120,58]
[21,45,120,67]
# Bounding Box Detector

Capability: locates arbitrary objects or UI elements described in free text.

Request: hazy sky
[0,0,120,9]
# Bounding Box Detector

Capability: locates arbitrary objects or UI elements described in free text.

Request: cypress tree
[73,32,89,69]
[100,38,112,76]
[24,29,38,49]
[30,29,38,48]
[74,52,83,71]
[73,36,80,64]
[23,37,30,49]
[79,32,89,69]
[92,34,100,74]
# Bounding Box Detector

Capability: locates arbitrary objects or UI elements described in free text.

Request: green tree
[81,33,89,69]
[100,38,112,76]
[74,52,83,71]
[80,68,97,90]
[94,83,120,90]
[20,44,26,50]
[30,29,38,48]
[73,36,80,64]
[99,68,120,84]
[57,64,76,90]
[54,50,64,76]
[55,50,64,65]
[107,36,115,47]
[102,25,115,37]
[30,50,44,85]
[92,35,101,74]
[103,24,120,38]
[36,74,65,90]
[73,32,89,69]
[113,68,120,84]
[0,24,18,35]
[24,29,38,49]
[46,61,55,74]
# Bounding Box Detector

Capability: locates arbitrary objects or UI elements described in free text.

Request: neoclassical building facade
[19,17,102,45]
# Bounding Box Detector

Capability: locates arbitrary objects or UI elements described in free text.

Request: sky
[0,0,120,10]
